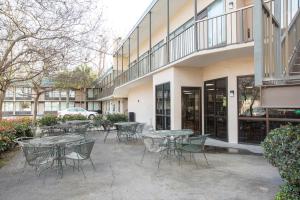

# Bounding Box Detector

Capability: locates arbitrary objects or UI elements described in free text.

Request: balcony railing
[100,5,254,97]
[261,0,300,83]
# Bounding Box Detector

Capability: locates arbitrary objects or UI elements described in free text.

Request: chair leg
[157,151,164,169]
[203,152,209,166]
[89,158,96,171]
[140,147,147,163]
[192,154,199,169]
[78,161,86,179]
[18,161,27,182]
[104,131,109,143]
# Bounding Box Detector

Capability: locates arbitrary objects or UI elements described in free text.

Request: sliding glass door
[204,77,228,141]
[156,82,171,130]
[182,87,201,133]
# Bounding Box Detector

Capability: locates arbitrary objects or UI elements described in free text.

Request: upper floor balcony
[107,0,254,92]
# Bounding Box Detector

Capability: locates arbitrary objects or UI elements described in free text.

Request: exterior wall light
[229,90,234,97]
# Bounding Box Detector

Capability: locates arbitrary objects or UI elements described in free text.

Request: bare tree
[0,0,104,119]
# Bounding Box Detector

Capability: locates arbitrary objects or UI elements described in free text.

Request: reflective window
[156,82,171,130]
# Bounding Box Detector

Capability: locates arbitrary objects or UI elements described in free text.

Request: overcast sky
[102,0,153,40]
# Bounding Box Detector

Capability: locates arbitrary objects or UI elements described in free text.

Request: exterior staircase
[290,44,300,76]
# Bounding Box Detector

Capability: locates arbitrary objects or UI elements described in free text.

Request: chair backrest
[189,134,209,150]
[142,134,165,153]
[14,137,33,147]
[75,139,95,159]
[136,123,145,134]
[21,144,54,166]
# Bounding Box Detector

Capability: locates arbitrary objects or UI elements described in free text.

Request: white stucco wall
[127,81,153,125]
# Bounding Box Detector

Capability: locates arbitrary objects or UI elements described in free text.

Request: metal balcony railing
[99,5,254,98]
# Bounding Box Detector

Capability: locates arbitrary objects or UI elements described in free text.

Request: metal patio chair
[102,120,116,143]
[178,134,210,167]
[64,139,96,178]
[20,144,56,178]
[140,133,167,167]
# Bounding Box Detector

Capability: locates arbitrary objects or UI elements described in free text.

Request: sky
[100,0,153,69]
[102,0,153,40]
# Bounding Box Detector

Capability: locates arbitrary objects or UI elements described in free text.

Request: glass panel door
[204,77,228,141]
[156,82,171,130]
[182,87,201,133]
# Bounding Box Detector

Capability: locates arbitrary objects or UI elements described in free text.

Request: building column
[194,0,198,51]
[149,12,152,71]
[137,26,140,77]
[166,0,170,63]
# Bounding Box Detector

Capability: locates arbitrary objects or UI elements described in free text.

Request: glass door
[156,82,171,130]
[204,77,228,141]
[182,87,201,133]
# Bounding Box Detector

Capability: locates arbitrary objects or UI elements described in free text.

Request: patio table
[28,134,85,178]
[154,129,193,159]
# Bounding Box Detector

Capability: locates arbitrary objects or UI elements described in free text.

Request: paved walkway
[206,138,263,154]
[0,131,281,200]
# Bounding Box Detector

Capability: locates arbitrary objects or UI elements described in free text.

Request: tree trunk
[0,90,5,120]
[33,93,40,123]
[66,89,70,108]
[83,87,87,109]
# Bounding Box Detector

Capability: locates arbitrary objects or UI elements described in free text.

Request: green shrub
[93,115,103,121]
[0,125,16,153]
[105,113,128,124]
[61,114,87,122]
[262,124,300,199]
[275,183,300,200]
[38,115,58,126]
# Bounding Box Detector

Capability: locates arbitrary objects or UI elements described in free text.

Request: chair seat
[180,144,202,153]
[65,152,85,160]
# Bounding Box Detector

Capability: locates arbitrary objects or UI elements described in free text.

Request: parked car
[57,107,98,119]
[242,107,266,117]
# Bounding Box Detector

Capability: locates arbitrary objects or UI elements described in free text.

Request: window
[5,88,14,99]
[156,82,171,130]
[88,102,99,111]
[45,90,60,100]
[237,76,300,144]
[87,89,94,98]
[61,91,67,99]
[3,102,13,112]
[69,90,75,99]
[16,87,31,99]
[15,102,31,114]
[169,18,194,40]
[45,102,59,111]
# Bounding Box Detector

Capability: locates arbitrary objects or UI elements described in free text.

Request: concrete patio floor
[0,131,282,200]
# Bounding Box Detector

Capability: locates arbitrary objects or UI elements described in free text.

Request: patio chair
[40,126,65,137]
[14,137,33,147]
[64,139,96,178]
[102,120,116,143]
[20,144,56,177]
[70,126,88,137]
[135,123,145,138]
[178,134,210,167]
[140,133,167,168]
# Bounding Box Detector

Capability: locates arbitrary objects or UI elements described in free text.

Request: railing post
[122,46,124,73]
[128,37,131,81]
[254,0,264,86]
[194,0,198,51]
[274,0,281,78]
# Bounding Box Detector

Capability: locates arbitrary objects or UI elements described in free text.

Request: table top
[114,122,139,126]
[64,120,91,125]
[29,135,84,146]
[154,129,193,138]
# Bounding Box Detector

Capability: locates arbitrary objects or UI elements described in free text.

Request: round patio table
[29,134,85,178]
[154,129,193,160]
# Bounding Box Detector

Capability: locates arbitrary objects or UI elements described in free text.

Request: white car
[57,107,98,119]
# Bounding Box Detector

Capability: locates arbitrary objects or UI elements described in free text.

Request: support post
[274,0,281,78]
[194,0,198,51]
[122,46,124,72]
[166,0,170,63]
[137,26,140,77]
[254,0,264,86]
[116,52,118,77]
[128,38,131,80]
[149,12,152,71]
